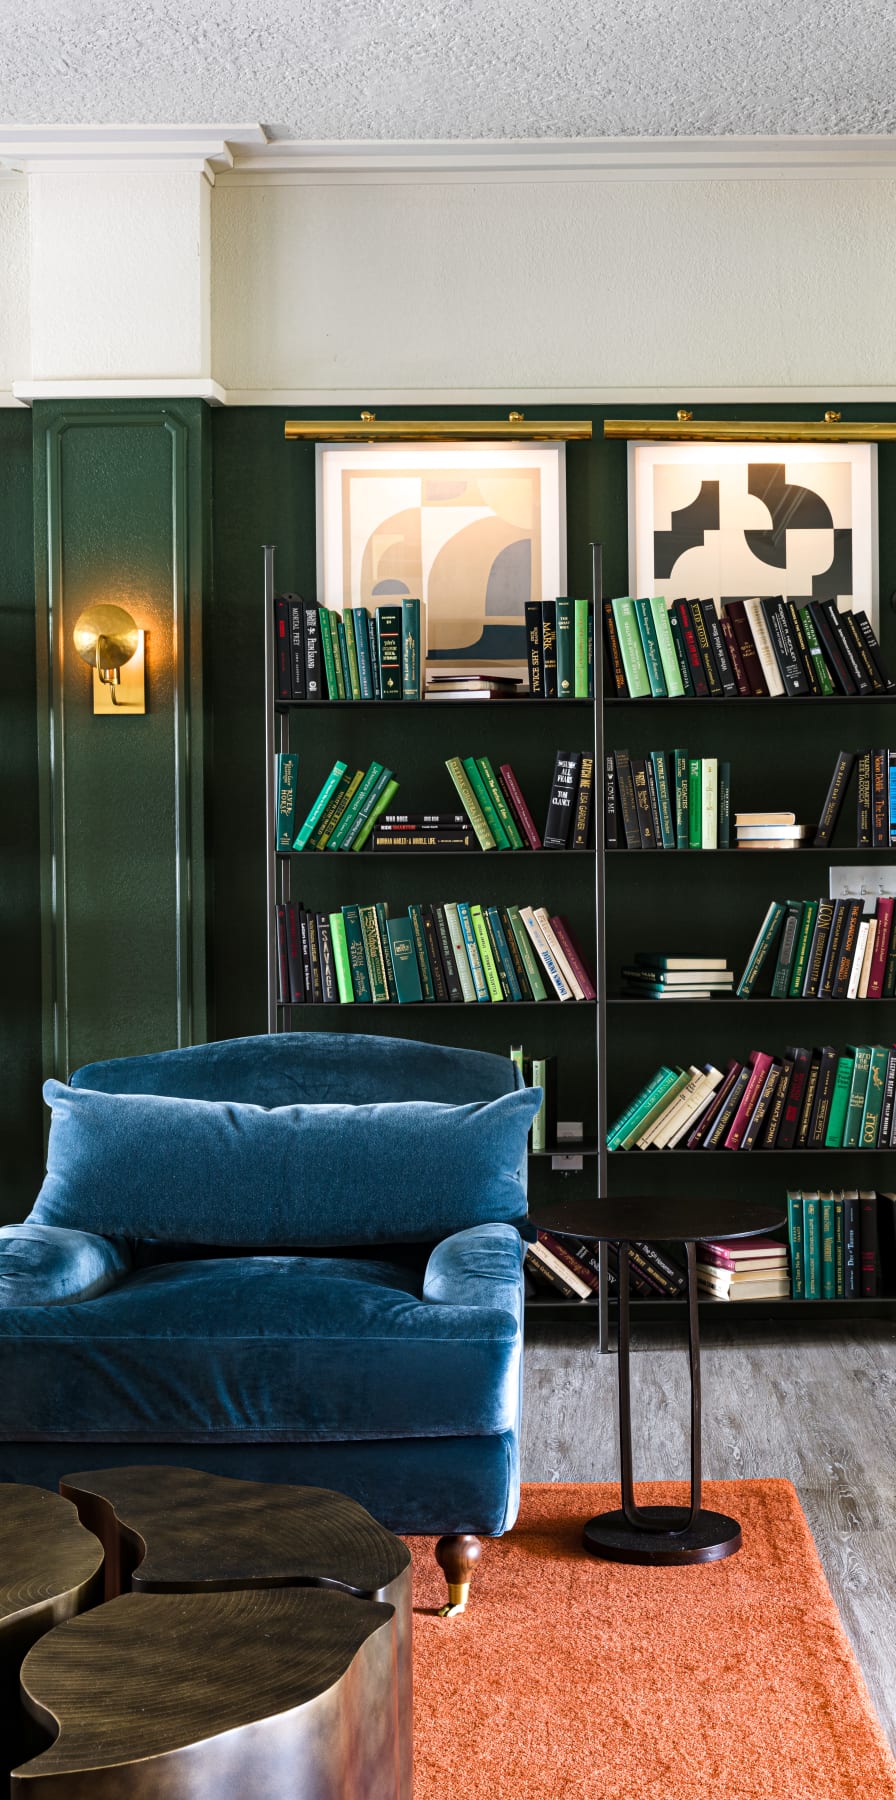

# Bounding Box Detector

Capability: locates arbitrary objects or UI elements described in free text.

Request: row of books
[605,749,731,849]
[603,594,894,701]
[814,749,896,847]
[275,899,596,1006]
[275,595,424,702]
[523,1232,687,1302]
[444,751,593,851]
[608,1042,896,1154]
[737,895,896,999]
[508,1050,557,1152]
[276,756,399,853]
[621,953,733,1000]
[523,598,595,698]
[786,1188,894,1299]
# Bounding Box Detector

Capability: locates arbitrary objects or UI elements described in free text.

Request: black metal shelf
[607,1146,893,1155]
[276,999,598,1010]
[607,994,896,1004]
[606,846,895,856]
[530,1141,600,1157]
[277,848,594,857]
[276,696,593,709]
[603,692,896,707]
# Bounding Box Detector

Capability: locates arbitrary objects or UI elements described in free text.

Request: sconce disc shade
[73,604,140,675]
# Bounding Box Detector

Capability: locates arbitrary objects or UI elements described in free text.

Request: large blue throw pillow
[32,1080,542,1246]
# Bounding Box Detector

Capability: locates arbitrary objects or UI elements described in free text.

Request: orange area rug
[409,1481,896,1800]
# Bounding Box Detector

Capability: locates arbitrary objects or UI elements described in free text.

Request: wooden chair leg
[434,1534,482,1617]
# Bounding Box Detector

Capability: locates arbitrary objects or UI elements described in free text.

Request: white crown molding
[10,380,896,408]
[0,125,268,184]
[216,133,896,185]
[12,378,227,405]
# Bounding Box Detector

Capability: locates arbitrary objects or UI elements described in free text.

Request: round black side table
[531,1195,785,1566]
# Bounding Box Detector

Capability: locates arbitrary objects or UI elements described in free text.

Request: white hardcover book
[533,906,584,1000]
[636,1066,703,1150]
[847,920,871,1000]
[744,598,786,696]
[444,902,477,1003]
[700,757,718,851]
[519,906,573,1001]
[857,917,878,999]
[665,1067,724,1147]
[648,1066,716,1149]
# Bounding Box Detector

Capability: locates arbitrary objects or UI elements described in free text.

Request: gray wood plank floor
[521,1319,896,1750]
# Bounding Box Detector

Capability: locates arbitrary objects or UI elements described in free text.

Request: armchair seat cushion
[0,1236,523,1445]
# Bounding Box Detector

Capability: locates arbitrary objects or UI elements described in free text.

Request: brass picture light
[73,604,146,713]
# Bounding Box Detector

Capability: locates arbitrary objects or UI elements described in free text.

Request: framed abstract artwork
[629,442,879,628]
[316,443,566,670]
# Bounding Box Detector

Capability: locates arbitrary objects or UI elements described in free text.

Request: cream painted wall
[211,177,896,396]
[0,180,30,395]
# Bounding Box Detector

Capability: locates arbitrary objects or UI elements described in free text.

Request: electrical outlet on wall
[829,865,896,913]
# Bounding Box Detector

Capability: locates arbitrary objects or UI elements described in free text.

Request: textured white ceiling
[1,0,894,140]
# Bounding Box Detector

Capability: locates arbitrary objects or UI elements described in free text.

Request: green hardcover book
[606,1065,679,1150]
[312,769,364,850]
[820,1192,837,1300]
[788,900,819,997]
[374,902,398,1000]
[470,904,504,1002]
[324,609,348,699]
[649,751,675,848]
[688,759,702,848]
[586,600,595,697]
[275,753,299,850]
[477,756,523,849]
[531,1057,548,1153]
[408,902,436,1001]
[445,757,496,851]
[506,905,548,1001]
[444,903,477,1002]
[509,1043,525,1089]
[486,907,522,1001]
[633,598,668,698]
[798,605,835,697]
[719,762,731,848]
[481,913,512,1000]
[385,915,423,1002]
[842,1046,872,1149]
[860,1044,889,1147]
[317,606,339,700]
[457,901,490,1001]
[328,912,355,1003]
[293,760,349,850]
[341,904,373,1003]
[352,776,399,850]
[327,761,385,850]
[574,598,590,697]
[786,1190,804,1298]
[674,749,689,849]
[555,597,575,698]
[771,901,803,998]
[376,605,402,699]
[463,757,510,849]
[335,615,353,700]
[802,1192,821,1299]
[617,1068,691,1151]
[401,598,421,701]
[736,900,786,997]
[834,1194,845,1298]
[824,1054,855,1146]
[340,610,362,700]
[610,598,651,698]
[358,904,390,1003]
[649,596,685,698]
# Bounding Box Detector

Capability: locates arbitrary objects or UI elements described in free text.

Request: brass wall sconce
[73,604,146,714]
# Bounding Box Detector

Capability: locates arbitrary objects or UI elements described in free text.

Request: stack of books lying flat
[621,953,734,1000]
[425,674,527,701]
[735,811,814,851]
[696,1237,790,1300]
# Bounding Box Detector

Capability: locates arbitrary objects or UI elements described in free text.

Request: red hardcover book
[723,600,768,696]
[724,1049,774,1149]
[719,614,751,697]
[498,763,542,850]
[699,1236,788,1267]
[549,915,597,1001]
[685,1059,742,1148]
[674,600,709,697]
[868,896,895,998]
[774,1046,811,1149]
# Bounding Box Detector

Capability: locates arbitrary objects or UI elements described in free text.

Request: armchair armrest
[423,1223,525,1329]
[0,1223,131,1307]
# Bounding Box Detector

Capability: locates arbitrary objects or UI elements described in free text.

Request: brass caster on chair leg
[435,1534,481,1618]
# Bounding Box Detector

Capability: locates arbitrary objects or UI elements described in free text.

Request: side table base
[583,1506,742,1566]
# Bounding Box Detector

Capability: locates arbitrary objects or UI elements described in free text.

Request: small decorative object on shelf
[737,892,896,998]
[607,749,730,849]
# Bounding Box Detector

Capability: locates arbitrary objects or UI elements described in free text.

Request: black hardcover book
[482,911,513,1000]
[832,898,864,997]
[761,596,810,696]
[284,596,306,699]
[499,906,534,1000]
[704,1066,751,1149]
[741,1063,782,1151]
[274,598,292,700]
[572,753,594,849]
[795,1051,822,1148]
[786,600,820,695]
[543,749,582,849]
[688,598,724,696]
[432,904,465,1002]
[525,599,544,697]
[775,1046,811,1150]
[818,599,870,693]
[275,903,290,1003]
[285,899,305,1004]
[807,601,856,694]
[857,751,872,846]
[676,601,710,697]
[629,1242,687,1296]
[306,909,323,1004]
[421,905,449,1001]
[803,899,836,999]
[842,611,883,692]
[808,1046,839,1147]
[860,1193,880,1297]
[298,908,313,999]
[853,609,896,691]
[601,600,628,697]
[818,900,849,999]
[761,1054,794,1147]
[366,613,382,699]
[629,757,658,849]
[668,609,696,696]
[604,754,619,848]
[813,749,855,847]
[842,1192,859,1298]
[541,601,558,698]
[371,832,474,850]
[375,606,403,698]
[613,751,641,849]
[524,1246,579,1300]
[643,757,664,846]
[872,747,888,847]
[879,1048,896,1149]
[699,600,738,696]
[302,602,324,699]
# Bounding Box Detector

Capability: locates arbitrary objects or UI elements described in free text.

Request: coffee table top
[0,1485,104,1634]
[530,1195,786,1245]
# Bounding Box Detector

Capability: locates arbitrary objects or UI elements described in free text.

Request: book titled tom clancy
[543,751,582,849]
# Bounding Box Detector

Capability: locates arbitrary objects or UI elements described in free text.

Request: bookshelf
[263,546,603,1311]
